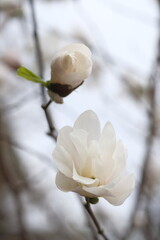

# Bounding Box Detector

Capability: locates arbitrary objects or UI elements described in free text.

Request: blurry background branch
[121,1,160,239]
[0,116,33,240]
[29,0,57,140]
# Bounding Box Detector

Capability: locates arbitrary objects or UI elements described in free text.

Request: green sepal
[17,66,47,87]
[87,197,99,204]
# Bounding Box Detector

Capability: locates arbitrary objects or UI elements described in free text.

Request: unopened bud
[48,43,92,100]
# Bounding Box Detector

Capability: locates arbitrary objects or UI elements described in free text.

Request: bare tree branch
[28,0,57,140]
[121,1,160,239]
[84,198,110,240]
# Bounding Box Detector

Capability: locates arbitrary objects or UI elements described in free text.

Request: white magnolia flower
[50,43,92,88]
[53,110,135,205]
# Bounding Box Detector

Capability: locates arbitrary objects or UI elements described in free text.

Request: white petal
[55,171,79,192]
[93,122,116,184]
[81,140,98,178]
[72,165,99,187]
[73,188,96,198]
[83,174,135,203]
[93,157,115,185]
[53,145,73,177]
[111,140,127,180]
[104,192,131,206]
[70,129,88,173]
[73,51,92,72]
[62,52,92,87]
[57,126,77,157]
[56,171,96,198]
[53,126,76,177]
[62,43,92,58]
[73,110,100,141]
[104,174,135,205]
[83,185,114,198]
[99,122,116,159]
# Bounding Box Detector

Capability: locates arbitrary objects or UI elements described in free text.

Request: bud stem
[41,100,52,110]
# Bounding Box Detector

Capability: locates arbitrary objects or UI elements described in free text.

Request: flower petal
[55,171,79,192]
[111,140,127,181]
[83,185,114,198]
[99,122,116,159]
[62,43,92,58]
[56,171,96,197]
[104,174,135,205]
[53,145,73,177]
[72,165,99,187]
[57,126,77,157]
[73,110,100,142]
[81,140,99,178]
[94,122,116,183]
[83,174,135,203]
[70,129,88,173]
[62,53,92,87]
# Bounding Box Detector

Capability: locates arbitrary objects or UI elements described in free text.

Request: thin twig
[84,198,110,240]
[42,100,52,110]
[28,0,57,140]
[77,195,99,240]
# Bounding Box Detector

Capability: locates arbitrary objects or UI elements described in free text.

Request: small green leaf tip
[17,66,47,87]
[88,197,99,204]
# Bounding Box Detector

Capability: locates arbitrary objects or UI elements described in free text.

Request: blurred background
[0,0,160,240]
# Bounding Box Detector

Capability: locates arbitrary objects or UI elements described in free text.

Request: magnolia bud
[48,43,92,101]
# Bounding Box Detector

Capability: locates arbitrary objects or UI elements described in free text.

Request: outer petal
[55,171,79,192]
[73,189,96,198]
[53,126,76,177]
[83,185,114,198]
[56,171,96,197]
[62,53,92,87]
[62,43,92,58]
[104,174,135,205]
[70,129,88,173]
[111,140,127,181]
[95,122,116,183]
[83,174,135,203]
[57,126,77,157]
[60,52,91,73]
[73,110,100,142]
[53,145,73,177]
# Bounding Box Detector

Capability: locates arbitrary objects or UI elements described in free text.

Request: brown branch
[84,198,110,240]
[28,0,57,141]
[77,195,99,240]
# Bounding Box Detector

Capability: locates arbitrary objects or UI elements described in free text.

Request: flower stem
[41,100,52,110]
[84,197,110,240]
